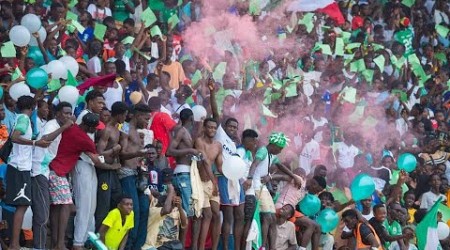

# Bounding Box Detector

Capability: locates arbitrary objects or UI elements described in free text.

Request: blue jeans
[172,173,193,217]
[120,175,149,250]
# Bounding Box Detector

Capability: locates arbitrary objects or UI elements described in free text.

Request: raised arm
[208,78,220,121]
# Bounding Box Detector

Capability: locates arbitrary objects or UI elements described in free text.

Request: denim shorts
[172,173,194,217]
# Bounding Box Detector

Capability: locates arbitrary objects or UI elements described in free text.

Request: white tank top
[104,81,123,110]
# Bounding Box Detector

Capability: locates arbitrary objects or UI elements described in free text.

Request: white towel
[228,178,241,205]
[190,160,204,218]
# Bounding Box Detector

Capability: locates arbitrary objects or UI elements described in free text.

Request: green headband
[268,132,290,148]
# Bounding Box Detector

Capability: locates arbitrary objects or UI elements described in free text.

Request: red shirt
[149,112,176,155]
[50,125,97,176]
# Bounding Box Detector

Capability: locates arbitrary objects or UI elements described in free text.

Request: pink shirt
[275,176,306,209]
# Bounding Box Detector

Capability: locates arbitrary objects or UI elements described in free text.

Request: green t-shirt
[382,220,402,248]
[113,0,134,22]
[394,28,414,56]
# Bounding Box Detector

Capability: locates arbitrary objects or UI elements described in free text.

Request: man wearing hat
[49,113,120,250]
[242,132,303,250]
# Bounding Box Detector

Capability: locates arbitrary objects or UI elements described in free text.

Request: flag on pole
[246,200,262,250]
[416,197,442,250]
[287,0,344,25]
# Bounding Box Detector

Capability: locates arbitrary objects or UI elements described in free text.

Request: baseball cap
[82,113,103,129]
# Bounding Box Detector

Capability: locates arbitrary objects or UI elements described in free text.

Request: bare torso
[195,136,222,182]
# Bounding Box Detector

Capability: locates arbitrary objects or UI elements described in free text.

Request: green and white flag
[417,197,442,250]
[246,200,262,250]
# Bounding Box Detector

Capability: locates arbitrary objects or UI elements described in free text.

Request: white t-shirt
[337,142,359,169]
[9,114,33,171]
[87,4,112,21]
[87,56,102,74]
[214,125,236,162]
[420,191,446,210]
[104,82,124,110]
[298,139,320,175]
[32,119,61,178]
[249,147,279,195]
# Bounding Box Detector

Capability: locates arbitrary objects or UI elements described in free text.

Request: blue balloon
[299,194,321,216]
[350,173,375,201]
[27,46,45,66]
[397,153,417,173]
[316,208,339,233]
[0,86,3,100]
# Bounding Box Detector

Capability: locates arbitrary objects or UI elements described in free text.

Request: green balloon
[350,173,375,201]
[397,153,417,173]
[316,208,339,233]
[26,68,48,89]
[27,46,45,66]
[299,194,321,216]
[0,86,3,100]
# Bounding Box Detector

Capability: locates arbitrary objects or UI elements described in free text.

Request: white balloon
[29,26,47,46]
[438,222,450,240]
[47,60,68,80]
[58,86,79,106]
[59,55,79,76]
[21,14,41,33]
[9,82,31,101]
[40,64,48,72]
[9,25,31,47]
[192,105,207,122]
[222,155,247,181]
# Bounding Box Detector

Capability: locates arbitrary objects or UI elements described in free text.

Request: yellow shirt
[407,208,416,224]
[102,208,134,250]
[162,61,186,90]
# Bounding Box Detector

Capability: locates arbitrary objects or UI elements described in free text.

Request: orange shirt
[162,61,186,90]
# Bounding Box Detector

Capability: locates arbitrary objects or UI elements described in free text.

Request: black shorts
[5,165,32,206]
[244,195,256,221]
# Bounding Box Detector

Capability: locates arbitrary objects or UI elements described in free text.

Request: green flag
[350,59,366,72]
[11,67,23,81]
[121,36,135,45]
[261,104,277,118]
[212,62,227,82]
[47,79,61,92]
[68,0,78,8]
[416,197,442,250]
[335,38,344,56]
[191,70,202,86]
[66,11,78,21]
[168,14,180,31]
[150,25,163,38]
[66,70,78,86]
[249,0,261,15]
[1,42,16,58]
[298,13,314,33]
[94,23,107,42]
[285,82,298,97]
[401,0,415,7]
[319,44,332,55]
[141,8,157,27]
[247,201,263,249]
[373,55,385,71]
[436,24,449,38]
[361,69,374,83]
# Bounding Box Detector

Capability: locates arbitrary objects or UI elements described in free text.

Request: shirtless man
[194,118,223,250]
[119,103,151,250]
[167,108,200,248]
[95,101,128,230]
